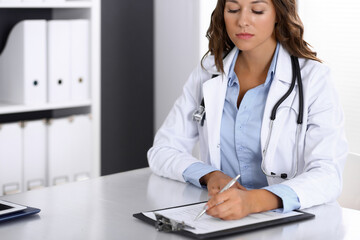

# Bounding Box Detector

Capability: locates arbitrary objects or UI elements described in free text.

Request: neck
[236,39,277,75]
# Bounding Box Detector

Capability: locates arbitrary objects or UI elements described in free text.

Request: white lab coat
[148,44,348,210]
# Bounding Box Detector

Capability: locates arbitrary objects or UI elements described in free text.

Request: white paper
[143,202,302,234]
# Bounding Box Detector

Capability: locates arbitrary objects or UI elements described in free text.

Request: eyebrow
[251,0,268,4]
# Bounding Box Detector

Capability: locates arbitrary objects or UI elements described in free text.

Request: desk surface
[0,168,360,240]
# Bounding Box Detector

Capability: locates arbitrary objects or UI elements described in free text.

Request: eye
[227,9,240,13]
[252,10,264,14]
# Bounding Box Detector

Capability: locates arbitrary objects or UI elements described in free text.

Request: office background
[0,0,358,209]
[101,0,154,175]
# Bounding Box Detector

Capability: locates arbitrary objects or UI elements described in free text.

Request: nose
[237,10,250,27]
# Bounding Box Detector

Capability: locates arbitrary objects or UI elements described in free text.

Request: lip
[236,33,254,40]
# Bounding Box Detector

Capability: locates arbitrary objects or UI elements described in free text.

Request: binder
[0,123,22,196]
[1,0,21,2]
[70,20,90,101]
[21,0,42,2]
[47,117,72,186]
[68,115,92,181]
[47,115,92,186]
[0,20,47,105]
[43,0,65,2]
[47,20,71,103]
[134,202,315,239]
[23,120,47,191]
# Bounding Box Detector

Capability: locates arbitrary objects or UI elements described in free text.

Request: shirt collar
[227,42,280,87]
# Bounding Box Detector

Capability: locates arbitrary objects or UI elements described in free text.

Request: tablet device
[0,200,27,216]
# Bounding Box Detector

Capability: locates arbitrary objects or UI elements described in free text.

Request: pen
[194,174,241,221]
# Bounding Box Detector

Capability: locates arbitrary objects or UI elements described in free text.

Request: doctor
[148,0,348,220]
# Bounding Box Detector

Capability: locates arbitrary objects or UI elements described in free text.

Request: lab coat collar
[203,47,239,79]
[274,44,296,85]
[204,44,293,84]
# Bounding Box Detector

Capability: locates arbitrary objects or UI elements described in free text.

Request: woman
[148,0,348,220]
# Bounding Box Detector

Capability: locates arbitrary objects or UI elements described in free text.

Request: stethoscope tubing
[261,56,303,179]
[193,56,304,180]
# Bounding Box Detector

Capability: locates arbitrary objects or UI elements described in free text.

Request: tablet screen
[0,200,27,216]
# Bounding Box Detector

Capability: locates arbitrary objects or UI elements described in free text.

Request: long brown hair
[202,0,321,73]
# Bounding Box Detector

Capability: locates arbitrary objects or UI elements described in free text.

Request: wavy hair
[202,0,321,73]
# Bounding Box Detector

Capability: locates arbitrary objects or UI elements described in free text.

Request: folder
[23,120,47,191]
[0,123,22,196]
[21,0,42,2]
[43,0,65,2]
[68,115,92,181]
[47,20,71,103]
[0,20,47,105]
[1,0,21,2]
[70,20,90,101]
[47,115,92,186]
[47,117,72,186]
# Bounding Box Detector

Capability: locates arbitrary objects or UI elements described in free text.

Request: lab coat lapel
[261,45,297,169]
[203,75,227,169]
[202,47,238,169]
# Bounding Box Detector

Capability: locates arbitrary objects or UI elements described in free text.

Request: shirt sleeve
[182,162,219,188]
[263,184,301,213]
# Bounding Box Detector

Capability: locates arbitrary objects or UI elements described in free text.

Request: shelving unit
[0,0,101,188]
[0,2,92,9]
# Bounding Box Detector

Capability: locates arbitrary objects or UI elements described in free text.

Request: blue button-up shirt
[183,43,300,213]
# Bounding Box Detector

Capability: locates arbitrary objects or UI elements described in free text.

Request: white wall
[155,1,360,155]
[199,0,217,57]
[154,0,218,131]
[298,0,360,154]
[154,0,200,131]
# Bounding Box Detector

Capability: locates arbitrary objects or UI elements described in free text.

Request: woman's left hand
[205,189,282,220]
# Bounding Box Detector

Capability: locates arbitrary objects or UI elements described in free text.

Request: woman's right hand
[200,171,246,197]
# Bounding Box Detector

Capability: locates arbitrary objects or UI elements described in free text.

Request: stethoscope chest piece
[192,98,206,126]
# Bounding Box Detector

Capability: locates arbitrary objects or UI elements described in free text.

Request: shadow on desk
[146,173,208,210]
[0,214,41,227]
[279,203,344,240]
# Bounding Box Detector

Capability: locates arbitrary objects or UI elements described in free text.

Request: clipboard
[133,202,315,239]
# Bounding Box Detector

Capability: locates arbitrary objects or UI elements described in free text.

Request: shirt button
[217,144,220,148]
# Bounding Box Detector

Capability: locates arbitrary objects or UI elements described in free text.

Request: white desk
[0,168,359,239]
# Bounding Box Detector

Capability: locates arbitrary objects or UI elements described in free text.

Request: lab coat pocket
[266,91,299,174]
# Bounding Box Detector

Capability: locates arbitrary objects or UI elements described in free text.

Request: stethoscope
[192,56,303,180]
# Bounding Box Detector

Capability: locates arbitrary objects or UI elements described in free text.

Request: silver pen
[194,174,241,221]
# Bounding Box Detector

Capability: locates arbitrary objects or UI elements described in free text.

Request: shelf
[0,1,92,9]
[0,100,91,115]
[0,102,92,123]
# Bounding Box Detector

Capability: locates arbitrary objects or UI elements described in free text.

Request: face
[224,0,277,52]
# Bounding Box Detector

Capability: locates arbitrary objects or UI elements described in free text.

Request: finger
[235,182,247,191]
[208,187,220,197]
[206,191,230,209]
[206,200,232,219]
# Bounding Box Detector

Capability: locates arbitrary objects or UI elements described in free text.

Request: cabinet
[0,0,101,195]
